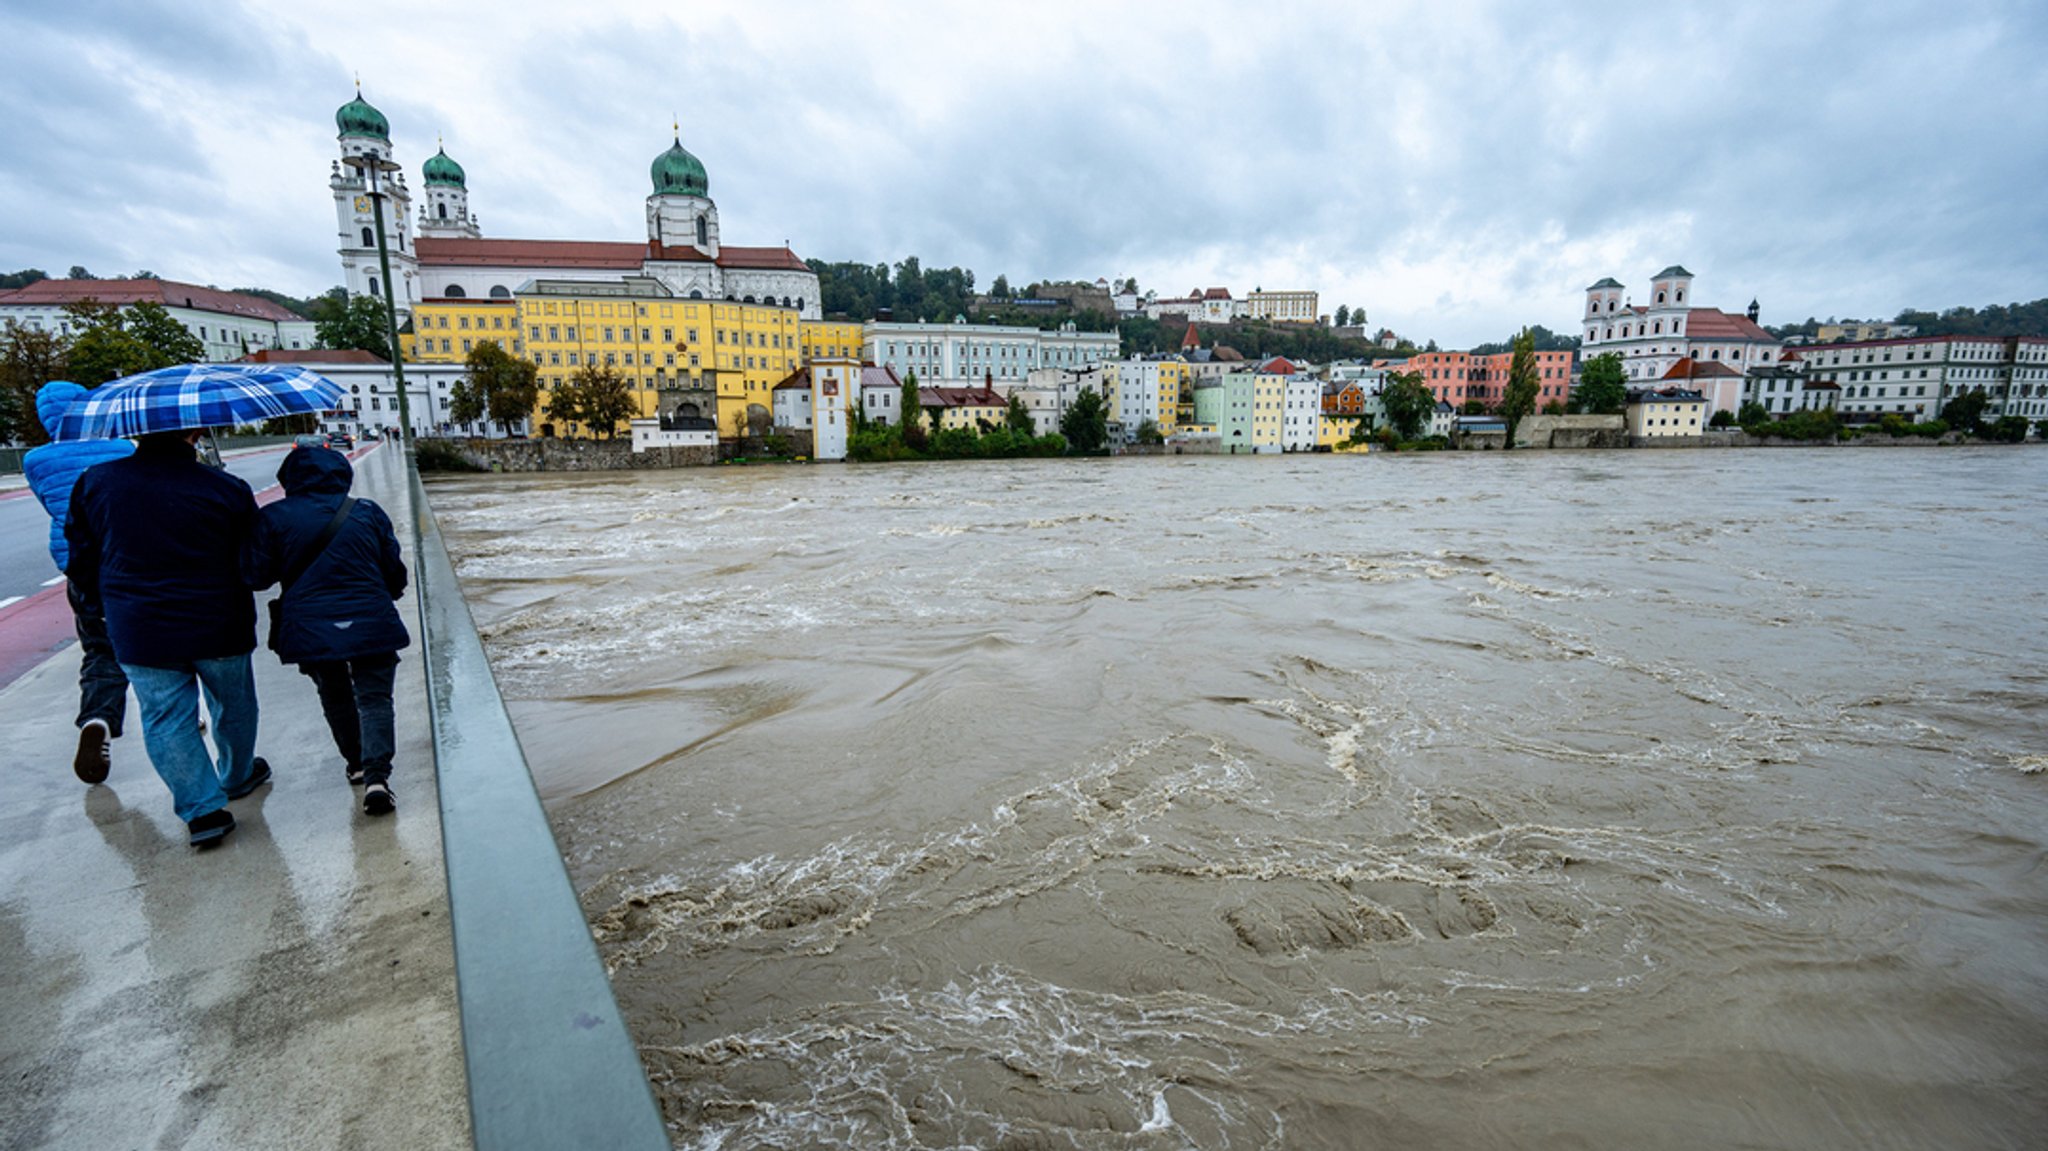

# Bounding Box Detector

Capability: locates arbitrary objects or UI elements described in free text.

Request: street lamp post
[342,152,415,455]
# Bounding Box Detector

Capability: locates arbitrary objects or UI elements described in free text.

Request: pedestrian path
[0,444,469,1149]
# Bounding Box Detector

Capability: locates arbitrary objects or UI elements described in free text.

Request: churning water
[431,447,2048,1149]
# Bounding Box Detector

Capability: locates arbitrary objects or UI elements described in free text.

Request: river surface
[430,447,2048,1150]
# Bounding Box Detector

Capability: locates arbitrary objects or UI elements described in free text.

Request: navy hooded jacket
[66,434,259,667]
[245,446,410,665]
[22,381,134,572]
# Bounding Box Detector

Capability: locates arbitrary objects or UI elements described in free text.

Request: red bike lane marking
[0,443,381,691]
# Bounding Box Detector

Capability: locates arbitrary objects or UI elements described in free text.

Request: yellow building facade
[407,281,804,437]
[800,319,864,362]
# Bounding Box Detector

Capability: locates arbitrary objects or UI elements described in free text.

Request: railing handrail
[408,463,670,1150]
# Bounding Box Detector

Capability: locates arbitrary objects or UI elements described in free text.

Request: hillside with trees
[1769,297,2048,341]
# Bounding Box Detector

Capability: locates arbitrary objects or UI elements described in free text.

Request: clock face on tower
[354,196,370,213]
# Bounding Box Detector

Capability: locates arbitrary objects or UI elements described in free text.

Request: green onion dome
[650,136,709,197]
[335,92,390,142]
[422,147,466,188]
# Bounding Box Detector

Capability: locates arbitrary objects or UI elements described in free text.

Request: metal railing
[407,463,670,1150]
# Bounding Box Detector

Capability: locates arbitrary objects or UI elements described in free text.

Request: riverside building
[1581,266,1783,397]
[863,318,1118,387]
[0,278,315,363]
[1789,335,2048,423]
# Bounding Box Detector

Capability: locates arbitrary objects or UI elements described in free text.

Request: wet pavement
[0,445,469,1149]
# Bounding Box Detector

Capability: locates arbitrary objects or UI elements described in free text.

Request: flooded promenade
[434,447,2048,1149]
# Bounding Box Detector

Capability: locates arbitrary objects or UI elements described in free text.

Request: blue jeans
[121,656,261,823]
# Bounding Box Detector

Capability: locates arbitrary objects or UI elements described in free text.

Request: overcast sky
[3,1,2044,347]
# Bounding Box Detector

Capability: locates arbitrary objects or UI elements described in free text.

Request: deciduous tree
[571,363,638,438]
[0,320,70,444]
[1573,352,1627,415]
[313,292,393,361]
[1060,386,1110,453]
[1377,369,1434,440]
[1499,328,1541,448]
[456,339,538,436]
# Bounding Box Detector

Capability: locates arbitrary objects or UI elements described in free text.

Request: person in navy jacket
[246,446,410,816]
[66,428,266,847]
[23,381,135,784]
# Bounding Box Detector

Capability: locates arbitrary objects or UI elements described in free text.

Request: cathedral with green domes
[328,89,819,321]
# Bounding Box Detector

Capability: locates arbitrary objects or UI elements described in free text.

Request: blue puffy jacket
[245,446,410,665]
[22,381,135,572]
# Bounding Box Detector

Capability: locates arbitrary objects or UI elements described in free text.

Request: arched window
[1653,321,1663,334]
[743,295,755,303]
[794,298,804,312]
[436,203,447,219]
[696,215,708,245]
[367,279,380,297]
[688,289,704,300]
[446,284,467,298]
[1656,291,1666,304]
[489,285,511,299]
[361,227,374,247]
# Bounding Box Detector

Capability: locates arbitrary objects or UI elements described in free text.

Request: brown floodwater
[430,446,2048,1149]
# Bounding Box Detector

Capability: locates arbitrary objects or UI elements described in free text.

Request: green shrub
[1910,419,1948,438]
[1985,415,2030,444]
[413,437,484,473]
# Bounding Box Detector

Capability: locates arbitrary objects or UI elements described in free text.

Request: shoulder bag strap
[280,497,356,595]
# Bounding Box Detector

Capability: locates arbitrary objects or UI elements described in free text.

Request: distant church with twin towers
[325,87,821,321]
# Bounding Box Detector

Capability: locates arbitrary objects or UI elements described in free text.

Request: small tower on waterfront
[328,85,418,313]
[417,140,481,240]
[645,128,720,259]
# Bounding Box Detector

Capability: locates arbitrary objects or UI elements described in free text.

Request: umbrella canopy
[54,363,347,440]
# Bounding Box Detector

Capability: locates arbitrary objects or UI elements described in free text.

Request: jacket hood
[35,381,88,439]
[277,444,354,497]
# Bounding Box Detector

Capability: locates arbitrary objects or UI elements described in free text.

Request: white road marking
[42,575,66,587]
[0,596,22,610]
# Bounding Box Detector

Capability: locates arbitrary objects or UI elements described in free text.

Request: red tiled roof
[240,348,388,365]
[1181,322,1200,350]
[416,236,810,274]
[1202,287,1232,300]
[860,364,902,391]
[415,237,645,269]
[771,366,811,392]
[1259,356,1296,375]
[919,385,1005,407]
[1682,308,1777,343]
[0,278,302,323]
[1662,357,1745,380]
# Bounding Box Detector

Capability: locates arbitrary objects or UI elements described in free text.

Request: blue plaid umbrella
[54,363,347,440]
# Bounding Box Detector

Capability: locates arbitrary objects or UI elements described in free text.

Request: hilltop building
[1581,266,1782,399]
[0,278,315,363]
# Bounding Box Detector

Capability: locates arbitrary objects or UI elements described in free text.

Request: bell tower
[329,84,418,314]
[417,138,481,240]
[645,127,720,259]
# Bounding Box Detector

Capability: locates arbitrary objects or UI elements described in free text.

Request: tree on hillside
[1572,352,1627,415]
[313,292,393,361]
[1378,370,1435,440]
[63,300,203,384]
[991,275,1012,299]
[1061,386,1109,454]
[453,339,538,436]
[1334,305,1351,328]
[1005,391,1033,434]
[0,320,70,445]
[1499,328,1541,448]
[0,268,49,290]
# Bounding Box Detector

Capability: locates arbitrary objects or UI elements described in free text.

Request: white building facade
[1790,335,2048,423]
[1581,266,1784,388]
[864,319,1118,387]
[0,279,316,363]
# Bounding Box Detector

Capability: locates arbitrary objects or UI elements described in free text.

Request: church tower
[645,130,720,259]
[417,141,481,239]
[329,86,418,314]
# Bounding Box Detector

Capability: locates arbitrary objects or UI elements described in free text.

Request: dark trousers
[69,580,128,737]
[300,653,400,786]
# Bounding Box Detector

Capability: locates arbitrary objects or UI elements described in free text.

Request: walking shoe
[187,808,235,848]
[74,718,111,785]
[363,782,396,817]
[345,762,365,786]
[226,757,272,801]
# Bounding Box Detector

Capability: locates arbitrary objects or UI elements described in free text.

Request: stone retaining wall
[447,438,717,472]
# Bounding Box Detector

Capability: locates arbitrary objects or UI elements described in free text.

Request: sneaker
[74,718,111,785]
[187,808,236,847]
[345,762,365,786]
[363,782,396,817]
[226,757,272,801]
